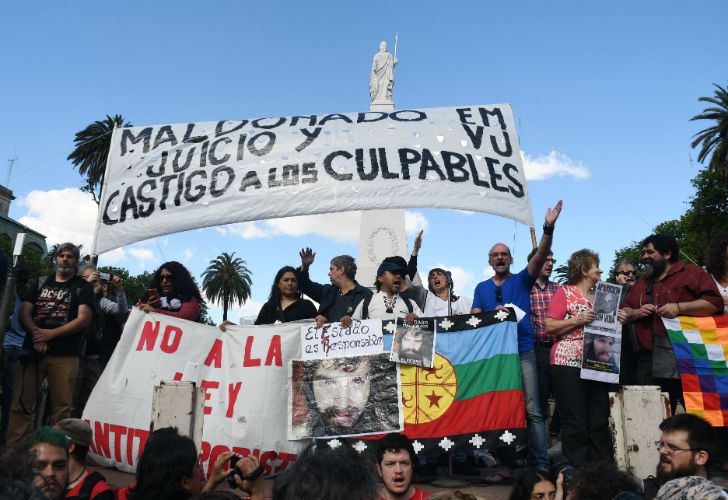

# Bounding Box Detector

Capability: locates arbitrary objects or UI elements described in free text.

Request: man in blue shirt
[471,200,562,470]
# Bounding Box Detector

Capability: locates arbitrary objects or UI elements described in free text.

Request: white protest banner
[581,282,623,383]
[300,319,383,360]
[92,104,533,254]
[82,309,305,475]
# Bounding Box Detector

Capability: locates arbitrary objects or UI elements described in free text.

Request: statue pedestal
[370,101,394,112]
[357,209,408,289]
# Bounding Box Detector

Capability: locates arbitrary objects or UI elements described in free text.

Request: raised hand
[545,200,563,227]
[299,247,316,269]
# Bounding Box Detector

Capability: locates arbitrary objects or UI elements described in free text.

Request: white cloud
[223,222,272,240]
[99,247,126,265]
[404,211,428,236]
[129,248,155,261]
[522,150,590,181]
[482,266,495,279]
[431,263,474,296]
[181,248,195,263]
[207,299,264,324]
[265,212,361,243]
[17,188,97,248]
[218,212,362,244]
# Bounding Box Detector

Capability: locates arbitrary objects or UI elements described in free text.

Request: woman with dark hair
[705,232,728,314]
[119,427,265,500]
[546,249,612,466]
[423,267,472,316]
[509,468,557,500]
[254,266,317,325]
[137,261,203,322]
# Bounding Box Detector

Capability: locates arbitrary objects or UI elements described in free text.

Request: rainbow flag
[662,315,728,427]
[383,310,526,453]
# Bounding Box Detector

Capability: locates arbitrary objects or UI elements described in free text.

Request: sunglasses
[495,286,503,302]
[160,273,174,281]
[617,270,636,276]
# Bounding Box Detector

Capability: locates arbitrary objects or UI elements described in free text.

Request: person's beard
[56,265,75,278]
[656,455,698,484]
[645,258,666,278]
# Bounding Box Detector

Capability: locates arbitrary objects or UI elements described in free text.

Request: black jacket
[296,268,372,321]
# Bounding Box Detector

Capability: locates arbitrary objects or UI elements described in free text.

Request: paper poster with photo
[580,331,621,383]
[300,319,383,360]
[288,352,403,439]
[389,317,436,368]
[590,281,623,333]
[581,282,623,383]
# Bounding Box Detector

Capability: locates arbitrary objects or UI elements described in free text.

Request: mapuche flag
[383,310,526,453]
[662,315,728,427]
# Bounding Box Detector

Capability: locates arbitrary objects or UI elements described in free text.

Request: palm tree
[201,252,252,322]
[691,83,728,183]
[67,114,132,203]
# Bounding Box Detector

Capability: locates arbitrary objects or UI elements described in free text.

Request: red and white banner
[83,309,305,476]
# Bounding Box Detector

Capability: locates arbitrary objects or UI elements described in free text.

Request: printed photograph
[289,352,402,439]
[582,332,621,374]
[389,318,436,368]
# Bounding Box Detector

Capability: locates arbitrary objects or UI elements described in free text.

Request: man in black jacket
[297,248,372,327]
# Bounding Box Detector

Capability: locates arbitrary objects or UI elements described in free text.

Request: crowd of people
[0,198,727,499]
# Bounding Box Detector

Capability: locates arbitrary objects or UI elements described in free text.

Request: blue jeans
[520,350,549,468]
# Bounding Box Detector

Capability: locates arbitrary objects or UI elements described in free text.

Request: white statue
[370,40,397,104]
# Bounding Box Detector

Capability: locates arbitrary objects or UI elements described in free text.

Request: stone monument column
[358,39,412,288]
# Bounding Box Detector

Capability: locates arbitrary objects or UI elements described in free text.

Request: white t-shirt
[352,291,423,321]
[423,293,473,317]
[713,276,728,314]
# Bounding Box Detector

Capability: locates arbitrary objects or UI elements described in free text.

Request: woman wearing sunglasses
[137,261,203,322]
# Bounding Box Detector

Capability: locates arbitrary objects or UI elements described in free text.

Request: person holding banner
[619,234,722,411]
[137,261,202,322]
[254,266,317,324]
[297,248,372,327]
[545,249,612,466]
[705,232,728,314]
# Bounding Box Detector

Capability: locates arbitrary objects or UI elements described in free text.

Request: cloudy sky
[1,1,725,323]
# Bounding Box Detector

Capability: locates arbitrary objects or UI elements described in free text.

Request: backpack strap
[361,294,373,320]
[400,295,414,313]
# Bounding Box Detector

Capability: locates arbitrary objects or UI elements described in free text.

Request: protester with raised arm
[470,200,562,470]
[424,268,472,316]
[296,248,372,327]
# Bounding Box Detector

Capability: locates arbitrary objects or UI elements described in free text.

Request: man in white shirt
[350,262,422,323]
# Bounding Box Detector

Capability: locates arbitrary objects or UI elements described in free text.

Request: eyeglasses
[489,252,510,258]
[495,286,503,302]
[545,258,557,264]
[655,441,698,454]
[160,273,174,282]
[617,270,636,276]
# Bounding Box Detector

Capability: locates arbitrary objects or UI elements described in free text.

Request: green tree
[612,168,728,268]
[201,252,252,322]
[691,83,728,183]
[67,115,132,203]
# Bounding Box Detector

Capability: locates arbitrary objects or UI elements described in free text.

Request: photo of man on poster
[582,333,620,374]
[289,353,402,439]
[390,321,435,368]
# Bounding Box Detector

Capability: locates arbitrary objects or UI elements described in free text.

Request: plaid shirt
[530,280,560,343]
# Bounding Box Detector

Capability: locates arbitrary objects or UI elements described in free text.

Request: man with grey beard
[619,234,722,410]
[6,243,94,447]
